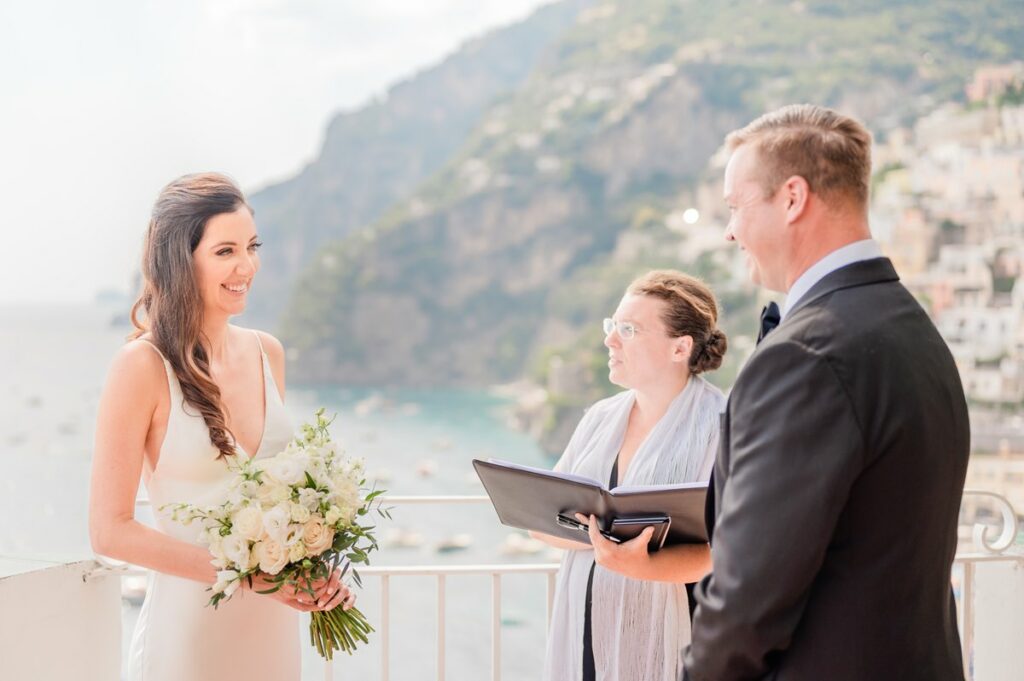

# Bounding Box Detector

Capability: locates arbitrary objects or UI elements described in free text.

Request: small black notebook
[472,458,709,546]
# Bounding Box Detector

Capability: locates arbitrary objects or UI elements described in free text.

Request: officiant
[529,270,727,681]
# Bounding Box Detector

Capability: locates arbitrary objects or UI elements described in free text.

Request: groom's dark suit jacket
[683,258,969,681]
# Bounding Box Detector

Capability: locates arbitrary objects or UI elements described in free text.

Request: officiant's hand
[577,513,654,576]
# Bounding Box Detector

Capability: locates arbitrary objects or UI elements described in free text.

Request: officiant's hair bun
[628,270,728,375]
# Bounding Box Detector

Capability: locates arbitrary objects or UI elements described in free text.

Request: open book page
[486,458,604,488]
[610,481,708,495]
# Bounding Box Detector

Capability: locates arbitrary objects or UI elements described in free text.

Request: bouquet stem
[310,606,375,660]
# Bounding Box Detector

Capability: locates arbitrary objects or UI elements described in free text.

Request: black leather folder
[472,458,709,546]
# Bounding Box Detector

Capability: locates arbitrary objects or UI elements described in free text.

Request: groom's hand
[577,513,654,576]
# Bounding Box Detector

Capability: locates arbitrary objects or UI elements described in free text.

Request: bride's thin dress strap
[251,331,278,398]
[136,339,177,397]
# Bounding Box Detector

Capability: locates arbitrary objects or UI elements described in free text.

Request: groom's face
[723,144,790,292]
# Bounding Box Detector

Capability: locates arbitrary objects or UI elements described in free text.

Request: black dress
[582,458,618,680]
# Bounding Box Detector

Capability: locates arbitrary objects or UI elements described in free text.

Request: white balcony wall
[0,559,121,681]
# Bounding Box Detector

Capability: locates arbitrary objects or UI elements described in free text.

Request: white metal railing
[92,491,1023,681]
[345,495,560,681]
[954,489,1021,680]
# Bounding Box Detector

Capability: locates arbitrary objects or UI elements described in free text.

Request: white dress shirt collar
[781,239,883,319]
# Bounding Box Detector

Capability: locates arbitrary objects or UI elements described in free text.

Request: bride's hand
[247,572,331,612]
[307,568,357,612]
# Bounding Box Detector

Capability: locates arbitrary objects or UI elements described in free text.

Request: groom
[682,105,969,680]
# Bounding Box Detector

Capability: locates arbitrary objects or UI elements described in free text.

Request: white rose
[221,533,251,570]
[289,502,311,523]
[231,506,264,541]
[262,504,292,544]
[267,457,306,486]
[302,518,335,556]
[255,539,289,575]
[288,541,307,562]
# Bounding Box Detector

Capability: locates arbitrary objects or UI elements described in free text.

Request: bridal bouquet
[163,408,387,660]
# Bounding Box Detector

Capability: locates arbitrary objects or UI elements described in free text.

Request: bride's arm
[88,343,218,584]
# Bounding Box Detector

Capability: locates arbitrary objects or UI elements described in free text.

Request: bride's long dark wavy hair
[130,172,250,460]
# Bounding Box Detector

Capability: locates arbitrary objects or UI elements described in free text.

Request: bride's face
[604,294,690,391]
[192,208,261,318]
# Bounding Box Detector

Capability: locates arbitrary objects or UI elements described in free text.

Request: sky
[0,0,552,304]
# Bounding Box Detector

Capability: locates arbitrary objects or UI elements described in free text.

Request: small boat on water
[436,534,473,553]
[354,394,394,417]
[383,528,424,549]
[500,533,546,556]
[430,437,453,452]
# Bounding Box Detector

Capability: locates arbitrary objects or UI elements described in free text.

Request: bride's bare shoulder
[108,338,167,387]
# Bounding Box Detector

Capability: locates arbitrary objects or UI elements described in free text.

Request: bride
[89,173,354,680]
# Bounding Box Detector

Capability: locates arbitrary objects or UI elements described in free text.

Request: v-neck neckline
[233,344,269,462]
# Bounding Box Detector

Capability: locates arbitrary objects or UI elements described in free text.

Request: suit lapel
[706,258,900,542]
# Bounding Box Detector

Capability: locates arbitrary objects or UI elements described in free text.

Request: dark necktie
[757,302,781,344]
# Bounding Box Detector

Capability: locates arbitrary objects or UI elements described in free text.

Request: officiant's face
[193,208,261,318]
[604,293,688,390]
[723,143,789,292]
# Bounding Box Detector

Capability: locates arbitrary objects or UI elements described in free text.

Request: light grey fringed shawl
[542,376,724,681]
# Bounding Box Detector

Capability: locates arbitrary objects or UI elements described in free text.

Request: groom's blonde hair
[726,104,872,210]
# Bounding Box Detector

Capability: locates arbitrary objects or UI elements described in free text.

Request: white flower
[288,541,307,562]
[262,504,292,544]
[297,487,321,511]
[255,539,289,575]
[266,457,306,486]
[208,536,228,569]
[231,506,264,542]
[330,478,359,507]
[238,480,259,498]
[213,569,240,597]
[221,533,251,570]
[257,479,291,506]
[302,518,335,556]
[283,523,305,547]
[325,504,356,528]
[306,456,328,484]
[289,502,311,523]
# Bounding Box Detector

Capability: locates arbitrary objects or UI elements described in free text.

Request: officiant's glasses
[603,318,638,340]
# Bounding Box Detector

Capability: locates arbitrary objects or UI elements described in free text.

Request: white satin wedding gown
[128,334,300,681]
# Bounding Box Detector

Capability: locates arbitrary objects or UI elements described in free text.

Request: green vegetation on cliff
[273,0,1023,403]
